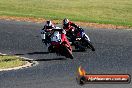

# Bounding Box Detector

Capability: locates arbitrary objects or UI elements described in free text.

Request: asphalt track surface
[0,20,132,88]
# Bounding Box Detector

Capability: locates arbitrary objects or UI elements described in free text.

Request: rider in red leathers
[62,18,95,51]
[63,18,81,35]
[62,18,84,38]
[62,18,84,45]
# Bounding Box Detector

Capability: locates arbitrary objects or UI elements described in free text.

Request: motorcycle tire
[85,40,95,51]
[62,46,74,59]
[48,45,53,53]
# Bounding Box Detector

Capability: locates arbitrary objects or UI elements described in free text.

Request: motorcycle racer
[63,18,79,31]
[40,20,72,50]
[62,18,85,40]
[62,18,95,51]
[48,27,72,53]
[41,20,55,46]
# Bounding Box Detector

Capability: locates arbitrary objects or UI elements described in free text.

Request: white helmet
[45,20,54,29]
[46,20,52,26]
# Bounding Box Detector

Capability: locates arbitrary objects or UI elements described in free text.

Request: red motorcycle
[48,27,73,59]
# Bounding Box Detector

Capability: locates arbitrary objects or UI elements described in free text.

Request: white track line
[0,52,38,71]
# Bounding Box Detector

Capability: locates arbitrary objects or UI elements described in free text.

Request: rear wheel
[74,41,86,52]
[75,44,86,51]
[48,45,54,53]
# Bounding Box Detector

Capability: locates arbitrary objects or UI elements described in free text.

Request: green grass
[0,55,25,69]
[0,0,132,27]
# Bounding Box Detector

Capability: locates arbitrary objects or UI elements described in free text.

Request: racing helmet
[45,20,54,29]
[63,18,69,27]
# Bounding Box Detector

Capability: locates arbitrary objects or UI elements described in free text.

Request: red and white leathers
[50,27,72,51]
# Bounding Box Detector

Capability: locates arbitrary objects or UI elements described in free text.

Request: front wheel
[84,40,95,51]
[87,42,95,51]
[62,46,74,59]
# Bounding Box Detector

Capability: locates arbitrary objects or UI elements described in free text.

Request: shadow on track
[34,58,66,61]
[14,54,25,55]
[72,50,86,52]
[22,58,66,62]
[27,52,49,55]
[14,52,67,61]
[14,52,49,56]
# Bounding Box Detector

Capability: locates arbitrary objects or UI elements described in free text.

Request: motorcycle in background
[67,28,95,51]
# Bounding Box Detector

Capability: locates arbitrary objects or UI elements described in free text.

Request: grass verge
[0,0,131,27]
[0,55,26,69]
